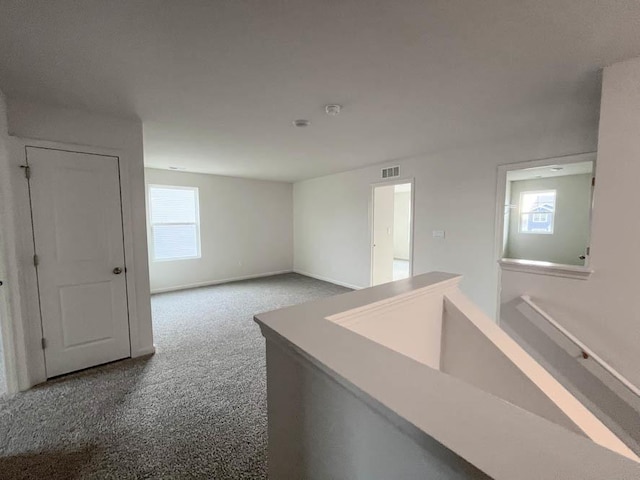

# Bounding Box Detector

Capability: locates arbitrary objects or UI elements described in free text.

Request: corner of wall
[0,87,21,395]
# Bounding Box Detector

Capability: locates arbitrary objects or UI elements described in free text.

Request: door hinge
[33,254,39,267]
[592,177,595,187]
[20,165,31,179]
[586,247,590,256]
[41,338,47,350]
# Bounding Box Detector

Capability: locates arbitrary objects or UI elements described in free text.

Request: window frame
[518,189,557,235]
[148,184,201,262]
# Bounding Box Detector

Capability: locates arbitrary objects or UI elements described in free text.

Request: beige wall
[145,168,293,292]
[504,174,592,265]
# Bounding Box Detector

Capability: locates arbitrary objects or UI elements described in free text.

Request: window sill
[499,258,593,280]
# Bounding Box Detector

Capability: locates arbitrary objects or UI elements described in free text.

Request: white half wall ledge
[499,258,593,280]
[255,272,640,479]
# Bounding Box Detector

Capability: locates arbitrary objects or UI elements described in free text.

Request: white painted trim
[369,177,416,287]
[135,345,157,356]
[256,272,640,477]
[448,289,638,462]
[151,270,294,294]
[0,138,21,396]
[494,152,597,321]
[521,295,640,398]
[8,138,46,389]
[293,270,363,290]
[327,275,461,326]
[8,137,151,388]
[147,184,202,262]
[499,258,593,280]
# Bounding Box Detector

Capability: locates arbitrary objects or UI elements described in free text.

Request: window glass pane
[520,190,556,234]
[153,224,198,260]
[150,187,197,224]
[521,191,556,214]
[520,213,555,234]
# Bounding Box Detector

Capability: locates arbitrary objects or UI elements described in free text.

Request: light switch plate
[432,230,445,239]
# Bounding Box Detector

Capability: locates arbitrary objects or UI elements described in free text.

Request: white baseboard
[132,345,157,357]
[293,269,364,290]
[150,270,294,294]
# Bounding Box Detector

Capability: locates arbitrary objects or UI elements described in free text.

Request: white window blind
[149,185,200,261]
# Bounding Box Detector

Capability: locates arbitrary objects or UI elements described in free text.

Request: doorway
[26,147,131,378]
[371,181,414,286]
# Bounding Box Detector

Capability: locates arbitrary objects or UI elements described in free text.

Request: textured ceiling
[1,1,640,181]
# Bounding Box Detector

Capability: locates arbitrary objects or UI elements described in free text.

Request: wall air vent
[381,166,400,179]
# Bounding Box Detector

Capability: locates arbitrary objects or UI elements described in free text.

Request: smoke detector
[293,119,311,127]
[325,104,342,116]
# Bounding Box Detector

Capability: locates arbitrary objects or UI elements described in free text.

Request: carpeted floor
[0,273,350,479]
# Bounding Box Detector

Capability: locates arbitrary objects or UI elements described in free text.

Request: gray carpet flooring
[0,273,350,479]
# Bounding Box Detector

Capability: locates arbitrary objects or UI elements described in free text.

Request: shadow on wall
[0,445,99,479]
[500,298,640,455]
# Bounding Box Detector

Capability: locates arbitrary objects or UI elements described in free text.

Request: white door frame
[0,139,20,396]
[369,177,416,286]
[5,137,150,390]
[493,151,597,323]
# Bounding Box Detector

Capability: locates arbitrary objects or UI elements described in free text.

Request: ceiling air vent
[382,166,400,179]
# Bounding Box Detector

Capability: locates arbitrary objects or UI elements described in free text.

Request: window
[519,190,556,234]
[532,213,548,223]
[149,185,200,261]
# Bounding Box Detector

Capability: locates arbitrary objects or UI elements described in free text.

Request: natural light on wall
[499,157,594,269]
[148,185,201,261]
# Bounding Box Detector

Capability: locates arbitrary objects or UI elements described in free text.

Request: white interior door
[27,147,130,378]
[372,184,396,285]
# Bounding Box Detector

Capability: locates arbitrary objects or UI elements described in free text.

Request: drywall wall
[5,98,154,389]
[145,168,293,292]
[501,298,640,454]
[501,56,640,389]
[504,174,592,265]
[265,339,488,479]
[0,88,9,396]
[329,290,445,370]
[393,190,411,260]
[294,121,596,314]
[440,299,580,433]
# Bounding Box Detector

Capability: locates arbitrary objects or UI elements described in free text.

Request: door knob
[113,267,123,275]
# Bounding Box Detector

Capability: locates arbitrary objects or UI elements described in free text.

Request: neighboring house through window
[520,190,556,234]
[148,185,201,261]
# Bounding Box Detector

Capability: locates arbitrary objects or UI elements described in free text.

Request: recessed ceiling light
[293,119,311,127]
[325,104,342,116]
[550,166,563,172]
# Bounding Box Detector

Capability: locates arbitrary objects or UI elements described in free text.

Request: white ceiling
[1,1,640,182]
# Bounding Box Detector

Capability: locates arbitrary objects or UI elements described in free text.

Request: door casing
[369,177,416,286]
[4,137,153,391]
